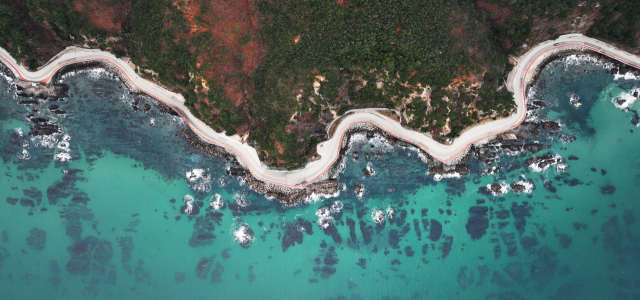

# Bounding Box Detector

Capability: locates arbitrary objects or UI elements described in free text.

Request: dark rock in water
[66,236,113,276]
[30,117,49,124]
[391,259,402,265]
[523,143,548,153]
[388,230,400,249]
[428,164,470,176]
[362,166,374,177]
[504,261,526,285]
[599,184,615,195]
[405,246,415,257]
[322,223,342,244]
[500,232,518,257]
[541,121,561,131]
[352,152,359,160]
[23,187,42,205]
[429,219,442,242]
[525,153,557,170]
[143,104,151,112]
[495,210,510,220]
[493,244,501,259]
[547,283,585,300]
[572,222,587,230]
[510,202,532,234]
[529,246,558,289]
[29,124,60,136]
[600,169,607,176]
[623,210,635,225]
[320,265,336,279]
[543,180,556,193]
[282,221,304,253]
[457,267,475,290]
[490,184,503,194]
[324,247,339,266]
[19,198,35,207]
[510,183,527,192]
[359,221,373,245]
[211,262,224,283]
[196,256,215,279]
[19,100,40,105]
[49,260,61,275]
[490,271,513,287]
[106,269,117,285]
[14,81,69,100]
[558,132,577,143]
[519,236,539,252]
[601,216,623,254]
[412,219,421,239]
[558,265,571,277]
[118,236,133,265]
[440,236,453,259]
[356,258,366,269]
[6,197,18,205]
[477,265,490,285]
[347,218,357,248]
[466,206,489,241]
[174,272,186,283]
[2,231,8,243]
[365,153,370,161]
[189,215,217,248]
[565,178,582,186]
[26,228,46,250]
[567,155,579,160]
[319,240,327,248]
[308,278,318,283]
[485,291,528,300]
[555,233,572,249]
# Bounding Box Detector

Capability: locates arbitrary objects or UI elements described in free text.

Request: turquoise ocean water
[1,55,639,300]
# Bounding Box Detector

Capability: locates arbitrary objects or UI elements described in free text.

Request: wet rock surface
[13,80,69,100]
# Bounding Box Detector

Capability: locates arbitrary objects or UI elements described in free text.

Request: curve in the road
[1,34,639,189]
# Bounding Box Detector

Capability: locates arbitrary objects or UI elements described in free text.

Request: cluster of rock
[13,80,68,100]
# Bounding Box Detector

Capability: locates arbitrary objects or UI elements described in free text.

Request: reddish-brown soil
[73,0,132,33]
[176,0,266,108]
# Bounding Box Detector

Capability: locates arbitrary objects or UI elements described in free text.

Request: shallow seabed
[1,56,640,300]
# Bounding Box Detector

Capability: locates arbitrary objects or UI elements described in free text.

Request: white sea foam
[371,208,385,225]
[210,194,225,210]
[233,193,251,207]
[330,201,344,213]
[355,185,365,199]
[183,195,195,214]
[186,169,212,192]
[614,71,640,81]
[511,177,535,194]
[612,88,640,111]
[17,149,30,160]
[386,206,395,220]
[315,207,334,229]
[55,151,72,162]
[218,176,227,187]
[486,182,509,196]
[15,127,23,137]
[432,172,461,182]
[233,223,255,246]
[149,118,155,127]
[569,93,582,108]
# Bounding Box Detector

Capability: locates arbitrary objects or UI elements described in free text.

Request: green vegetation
[0,4,36,68]
[587,0,640,47]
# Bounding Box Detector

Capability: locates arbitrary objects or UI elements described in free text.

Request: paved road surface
[1,34,639,188]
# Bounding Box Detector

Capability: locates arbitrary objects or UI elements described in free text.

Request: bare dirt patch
[176,0,266,107]
[73,0,132,33]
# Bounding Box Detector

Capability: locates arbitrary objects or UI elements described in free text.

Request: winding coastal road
[1,34,639,189]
